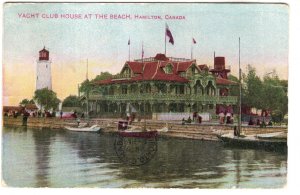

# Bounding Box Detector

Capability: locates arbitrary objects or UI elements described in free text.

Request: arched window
[206,81,215,96]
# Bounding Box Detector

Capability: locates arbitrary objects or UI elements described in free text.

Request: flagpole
[238,37,242,135]
[129,37,131,62]
[164,24,167,55]
[191,45,193,59]
[142,41,144,63]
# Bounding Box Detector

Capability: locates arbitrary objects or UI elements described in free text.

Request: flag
[192,38,197,44]
[128,38,130,45]
[142,45,144,58]
[165,24,174,45]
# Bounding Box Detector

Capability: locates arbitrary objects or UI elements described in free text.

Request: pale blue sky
[3,3,289,105]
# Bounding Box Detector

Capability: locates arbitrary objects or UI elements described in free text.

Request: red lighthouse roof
[39,47,49,61]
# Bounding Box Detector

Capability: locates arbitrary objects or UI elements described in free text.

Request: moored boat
[217,133,287,151]
[256,131,286,139]
[117,120,158,138]
[64,125,101,132]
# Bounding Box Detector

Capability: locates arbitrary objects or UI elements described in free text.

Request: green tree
[228,74,240,96]
[242,65,264,111]
[33,88,60,110]
[79,72,112,93]
[262,75,288,117]
[79,79,92,93]
[62,95,81,107]
[19,98,35,106]
[92,71,112,82]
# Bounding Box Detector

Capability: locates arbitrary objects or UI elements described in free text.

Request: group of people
[248,117,272,127]
[3,109,55,118]
[182,112,203,125]
[219,112,234,124]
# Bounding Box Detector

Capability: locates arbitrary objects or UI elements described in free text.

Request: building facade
[85,53,238,118]
[36,47,52,90]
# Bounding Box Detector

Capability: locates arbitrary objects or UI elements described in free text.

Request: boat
[256,131,286,139]
[117,120,158,138]
[217,133,287,151]
[118,129,158,138]
[64,125,101,132]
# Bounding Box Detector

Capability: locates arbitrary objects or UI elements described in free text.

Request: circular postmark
[114,134,158,166]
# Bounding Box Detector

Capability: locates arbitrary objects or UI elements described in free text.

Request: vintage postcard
[2,2,288,188]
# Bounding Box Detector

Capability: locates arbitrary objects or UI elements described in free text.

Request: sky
[2,2,289,106]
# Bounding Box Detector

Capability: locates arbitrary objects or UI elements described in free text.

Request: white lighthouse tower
[36,47,52,90]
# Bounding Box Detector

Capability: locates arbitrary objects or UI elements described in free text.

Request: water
[2,126,287,188]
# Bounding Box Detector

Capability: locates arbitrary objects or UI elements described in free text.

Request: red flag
[166,24,174,45]
[192,38,196,44]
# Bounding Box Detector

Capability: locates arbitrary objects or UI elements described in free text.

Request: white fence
[152,112,211,121]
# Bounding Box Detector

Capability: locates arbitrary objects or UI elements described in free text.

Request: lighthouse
[36,47,52,90]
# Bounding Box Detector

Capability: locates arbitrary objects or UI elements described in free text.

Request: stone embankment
[3,117,287,141]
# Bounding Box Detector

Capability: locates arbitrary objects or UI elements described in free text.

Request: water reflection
[2,127,287,188]
[233,150,241,188]
[32,129,56,187]
[62,131,229,187]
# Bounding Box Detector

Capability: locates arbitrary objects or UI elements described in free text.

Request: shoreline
[2,117,288,141]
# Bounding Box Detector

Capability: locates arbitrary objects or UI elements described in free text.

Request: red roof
[126,61,143,74]
[176,61,195,72]
[216,77,238,85]
[94,54,234,86]
[154,53,169,61]
[25,104,38,110]
[95,60,190,85]
[3,106,23,112]
[198,64,209,71]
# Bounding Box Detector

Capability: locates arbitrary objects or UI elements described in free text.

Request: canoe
[64,125,101,132]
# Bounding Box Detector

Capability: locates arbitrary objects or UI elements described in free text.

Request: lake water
[2,126,287,188]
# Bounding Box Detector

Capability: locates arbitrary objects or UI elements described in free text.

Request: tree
[92,71,112,82]
[262,75,288,117]
[227,74,240,96]
[79,72,112,93]
[62,95,81,107]
[240,66,288,122]
[242,65,264,110]
[79,79,92,93]
[33,88,60,110]
[19,98,35,106]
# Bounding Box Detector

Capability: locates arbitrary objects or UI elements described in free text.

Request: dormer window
[122,66,131,78]
[164,64,173,74]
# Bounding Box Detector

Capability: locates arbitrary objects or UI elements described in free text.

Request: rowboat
[64,125,101,132]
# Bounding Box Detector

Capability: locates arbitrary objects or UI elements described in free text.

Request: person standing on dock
[219,112,225,124]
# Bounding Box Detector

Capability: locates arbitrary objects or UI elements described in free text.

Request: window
[164,64,173,74]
